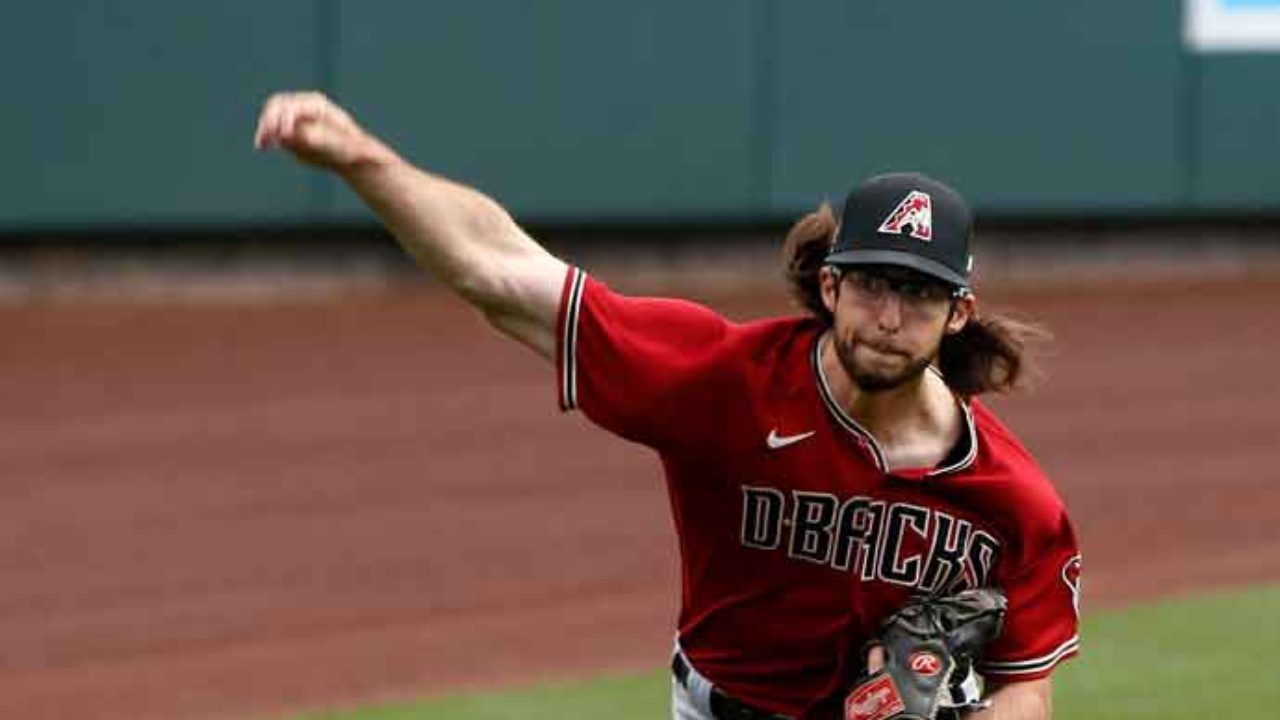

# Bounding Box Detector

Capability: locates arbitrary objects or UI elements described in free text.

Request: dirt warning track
[1,273,1277,720]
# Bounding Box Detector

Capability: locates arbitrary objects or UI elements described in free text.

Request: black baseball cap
[825,172,974,289]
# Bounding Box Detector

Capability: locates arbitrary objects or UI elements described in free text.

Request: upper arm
[346,158,569,360]
[473,237,568,362]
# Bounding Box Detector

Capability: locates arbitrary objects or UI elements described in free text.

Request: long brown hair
[782,202,1044,397]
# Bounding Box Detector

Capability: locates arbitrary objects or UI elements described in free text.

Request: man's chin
[852,371,911,393]
[835,340,930,393]
[850,359,931,393]
[851,355,908,391]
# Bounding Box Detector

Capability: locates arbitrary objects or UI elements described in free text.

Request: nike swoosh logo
[766,428,816,450]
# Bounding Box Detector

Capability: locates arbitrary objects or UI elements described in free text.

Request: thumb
[282,117,355,168]
[866,644,886,673]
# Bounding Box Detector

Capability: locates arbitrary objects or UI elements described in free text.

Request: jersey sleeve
[555,267,734,450]
[979,508,1082,681]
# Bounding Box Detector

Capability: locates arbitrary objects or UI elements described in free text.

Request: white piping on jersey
[810,335,979,476]
[927,368,979,477]
[979,635,1080,676]
[559,268,586,411]
[811,336,889,471]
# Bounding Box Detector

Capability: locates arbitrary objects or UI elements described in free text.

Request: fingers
[253,91,331,151]
[252,95,279,149]
[278,100,298,145]
[253,91,373,170]
[280,92,325,144]
[254,93,291,150]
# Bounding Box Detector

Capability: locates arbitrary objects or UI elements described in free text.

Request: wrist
[337,136,401,179]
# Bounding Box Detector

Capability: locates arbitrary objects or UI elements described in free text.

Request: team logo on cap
[877,191,933,242]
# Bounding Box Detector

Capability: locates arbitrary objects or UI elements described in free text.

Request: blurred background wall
[2,0,1278,232]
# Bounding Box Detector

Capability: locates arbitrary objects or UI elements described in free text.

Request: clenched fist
[253,91,392,171]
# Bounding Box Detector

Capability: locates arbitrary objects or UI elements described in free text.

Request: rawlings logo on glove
[845,588,1007,720]
[846,675,906,720]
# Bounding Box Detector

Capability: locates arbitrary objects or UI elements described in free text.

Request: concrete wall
[1,2,1276,229]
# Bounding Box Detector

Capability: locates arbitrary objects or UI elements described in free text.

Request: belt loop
[673,640,716,717]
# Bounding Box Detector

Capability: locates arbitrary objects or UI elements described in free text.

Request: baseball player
[255,92,1080,720]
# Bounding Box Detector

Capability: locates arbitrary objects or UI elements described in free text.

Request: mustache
[858,340,910,356]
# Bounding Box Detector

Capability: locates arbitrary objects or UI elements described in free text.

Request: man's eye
[900,283,928,299]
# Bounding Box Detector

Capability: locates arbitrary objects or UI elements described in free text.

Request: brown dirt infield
[2,272,1278,720]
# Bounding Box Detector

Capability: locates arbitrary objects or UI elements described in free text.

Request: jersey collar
[810,334,978,478]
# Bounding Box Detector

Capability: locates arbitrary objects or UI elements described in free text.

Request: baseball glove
[844,588,1007,720]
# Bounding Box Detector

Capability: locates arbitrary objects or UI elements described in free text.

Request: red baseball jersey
[555,268,1081,718]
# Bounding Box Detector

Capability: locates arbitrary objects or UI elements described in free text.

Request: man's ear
[947,294,976,334]
[820,266,840,314]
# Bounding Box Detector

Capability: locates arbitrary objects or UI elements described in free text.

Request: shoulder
[728,314,823,360]
[966,401,1073,547]
[576,273,729,336]
[576,272,815,340]
[970,401,1059,500]
[569,271,820,392]
[652,312,823,405]
[703,314,824,395]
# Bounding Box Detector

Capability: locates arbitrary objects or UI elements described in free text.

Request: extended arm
[254,91,566,359]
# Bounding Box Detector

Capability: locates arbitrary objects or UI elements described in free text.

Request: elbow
[449,212,530,309]
[453,261,531,315]
[453,271,500,309]
[441,237,511,309]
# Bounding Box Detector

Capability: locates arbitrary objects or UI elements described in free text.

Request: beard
[833,332,935,393]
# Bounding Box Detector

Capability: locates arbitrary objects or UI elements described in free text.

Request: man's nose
[876,292,903,332]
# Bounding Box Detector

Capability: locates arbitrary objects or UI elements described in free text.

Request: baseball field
[3,260,1278,720]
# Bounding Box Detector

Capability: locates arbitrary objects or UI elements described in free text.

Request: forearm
[967,679,1051,720]
[340,146,559,312]
[256,92,567,358]
[255,91,561,317]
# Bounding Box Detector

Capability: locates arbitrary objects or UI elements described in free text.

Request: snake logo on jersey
[740,486,1000,593]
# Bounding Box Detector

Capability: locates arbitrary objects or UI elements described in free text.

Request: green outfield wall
[2,1,1277,228]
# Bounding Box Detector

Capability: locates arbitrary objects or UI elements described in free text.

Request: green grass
[287,584,1280,720]
[1053,583,1280,719]
[289,671,670,720]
